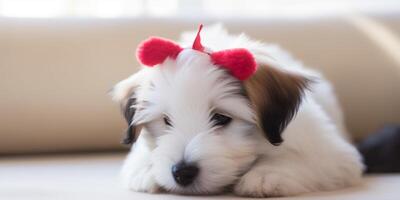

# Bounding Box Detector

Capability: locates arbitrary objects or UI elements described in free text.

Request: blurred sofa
[0,13,399,199]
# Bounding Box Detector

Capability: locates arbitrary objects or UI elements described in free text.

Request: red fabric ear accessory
[136,25,257,80]
[136,37,183,67]
[211,49,257,81]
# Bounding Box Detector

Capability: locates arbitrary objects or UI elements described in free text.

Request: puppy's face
[114,49,308,194]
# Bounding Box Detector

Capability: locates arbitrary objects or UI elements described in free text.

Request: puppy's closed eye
[163,116,172,127]
[211,113,232,127]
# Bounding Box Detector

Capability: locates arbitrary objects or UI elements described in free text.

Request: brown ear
[243,64,310,145]
[121,97,142,145]
[111,71,147,145]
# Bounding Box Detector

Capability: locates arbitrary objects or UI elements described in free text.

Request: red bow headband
[136,25,256,80]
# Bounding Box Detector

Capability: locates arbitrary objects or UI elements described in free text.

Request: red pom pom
[211,48,257,80]
[136,37,183,67]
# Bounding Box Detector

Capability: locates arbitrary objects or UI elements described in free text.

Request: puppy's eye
[211,113,232,127]
[163,116,172,126]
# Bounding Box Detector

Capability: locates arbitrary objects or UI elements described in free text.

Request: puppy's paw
[234,169,309,197]
[124,168,161,193]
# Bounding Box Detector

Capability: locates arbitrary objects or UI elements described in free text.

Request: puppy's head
[112,27,309,194]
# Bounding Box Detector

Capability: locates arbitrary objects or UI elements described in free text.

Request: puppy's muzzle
[172,162,199,186]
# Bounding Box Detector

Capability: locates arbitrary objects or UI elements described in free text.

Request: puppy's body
[113,26,363,197]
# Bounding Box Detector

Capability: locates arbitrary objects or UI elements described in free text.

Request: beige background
[1,14,400,154]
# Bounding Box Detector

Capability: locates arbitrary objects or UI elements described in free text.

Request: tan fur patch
[243,64,310,145]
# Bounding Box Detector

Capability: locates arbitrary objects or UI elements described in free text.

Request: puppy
[112,25,363,197]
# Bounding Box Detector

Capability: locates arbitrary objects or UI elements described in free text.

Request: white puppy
[112,25,363,197]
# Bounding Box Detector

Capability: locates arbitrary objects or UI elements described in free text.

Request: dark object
[358,125,400,173]
[172,162,199,186]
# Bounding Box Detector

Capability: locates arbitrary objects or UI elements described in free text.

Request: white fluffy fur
[113,25,364,197]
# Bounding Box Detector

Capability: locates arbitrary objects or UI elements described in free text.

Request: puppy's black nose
[171,162,199,186]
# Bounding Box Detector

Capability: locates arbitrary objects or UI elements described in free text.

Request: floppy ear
[243,64,310,145]
[111,70,147,145]
[120,97,141,145]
